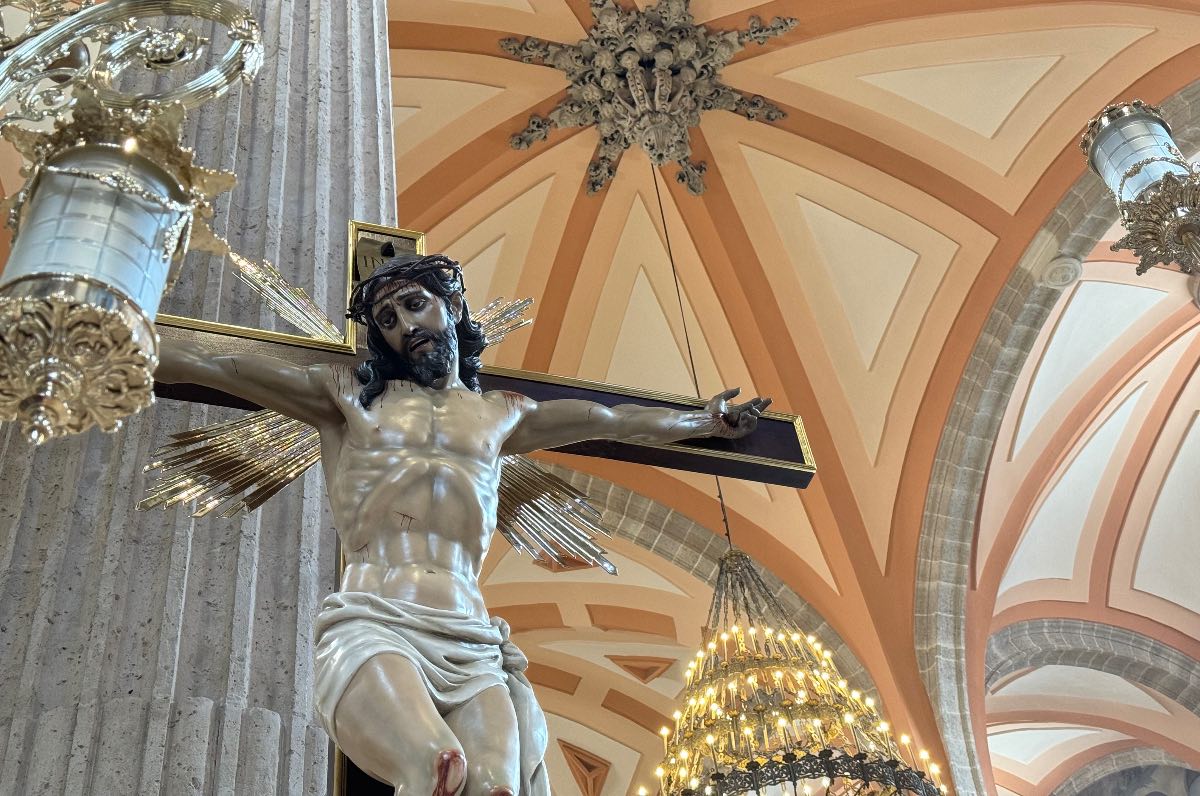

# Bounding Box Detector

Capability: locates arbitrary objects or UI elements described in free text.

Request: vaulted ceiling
[388,1,1200,793]
[1,1,1198,794]
[379,3,1200,792]
[976,234,1200,795]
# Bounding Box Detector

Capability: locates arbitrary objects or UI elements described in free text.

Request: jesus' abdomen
[320,381,516,620]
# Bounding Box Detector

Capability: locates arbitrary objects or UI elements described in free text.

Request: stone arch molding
[986,619,1200,715]
[1050,747,1193,796]
[913,78,1200,796]
[542,463,878,700]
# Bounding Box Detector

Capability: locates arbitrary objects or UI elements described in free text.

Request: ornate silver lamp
[0,1,262,444]
[1081,100,1200,275]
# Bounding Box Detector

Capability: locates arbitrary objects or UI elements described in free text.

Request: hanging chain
[650,162,735,550]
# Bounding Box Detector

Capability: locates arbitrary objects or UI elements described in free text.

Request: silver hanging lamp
[0,0,262,444]
[1081,100,1200,275]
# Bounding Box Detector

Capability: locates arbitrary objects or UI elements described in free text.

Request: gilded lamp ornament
[0,0,263,444]
[655,549,944,796]
[501,0,795,195]
[1081,100,1200,275]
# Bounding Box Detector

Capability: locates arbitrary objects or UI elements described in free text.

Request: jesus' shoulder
[323,379,522,460]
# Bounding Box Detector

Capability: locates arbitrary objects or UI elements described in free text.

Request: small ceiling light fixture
[1082,100,1200,274]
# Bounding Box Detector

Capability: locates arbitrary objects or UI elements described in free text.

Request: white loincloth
[314,591,550,794]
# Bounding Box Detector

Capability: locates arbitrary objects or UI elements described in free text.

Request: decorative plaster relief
[501,0,795,193]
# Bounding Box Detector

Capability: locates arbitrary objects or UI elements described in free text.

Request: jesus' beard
[391,328,458,388]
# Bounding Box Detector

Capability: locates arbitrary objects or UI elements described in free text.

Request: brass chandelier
[652,548,944,796]
[637,122,944,794]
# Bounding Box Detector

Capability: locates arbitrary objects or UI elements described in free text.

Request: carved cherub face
[369,280,464,388]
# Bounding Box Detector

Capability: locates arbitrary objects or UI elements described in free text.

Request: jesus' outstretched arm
[154,338,342,428]
[500,387,770,455]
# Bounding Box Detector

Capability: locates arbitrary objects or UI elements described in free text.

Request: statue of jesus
[154,253,769,796]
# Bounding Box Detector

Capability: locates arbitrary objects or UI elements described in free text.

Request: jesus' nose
[395,314,420,336]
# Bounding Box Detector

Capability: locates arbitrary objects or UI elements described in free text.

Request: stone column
[0,2,394,794]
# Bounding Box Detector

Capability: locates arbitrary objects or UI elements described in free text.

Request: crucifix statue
[153,249,776,795]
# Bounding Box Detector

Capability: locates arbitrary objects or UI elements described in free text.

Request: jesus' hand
[703,388,771,439]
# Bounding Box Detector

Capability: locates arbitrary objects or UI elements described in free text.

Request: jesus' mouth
[391,327,456,388]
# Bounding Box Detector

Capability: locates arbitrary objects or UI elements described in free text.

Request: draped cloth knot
[314,592,550,794]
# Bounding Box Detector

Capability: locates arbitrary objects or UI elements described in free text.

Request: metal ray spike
[475,297,534,345]
[226,252,343,342]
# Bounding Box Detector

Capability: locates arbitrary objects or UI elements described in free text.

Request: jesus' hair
[347,253,487,408]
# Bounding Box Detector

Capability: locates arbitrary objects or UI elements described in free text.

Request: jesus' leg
[443,684,520,795]
[333,653,467,794]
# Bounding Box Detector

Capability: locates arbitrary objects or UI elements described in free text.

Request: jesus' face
[369,280,463,388]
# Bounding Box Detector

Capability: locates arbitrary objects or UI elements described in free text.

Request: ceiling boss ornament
[501,0,795,195]
[0,0,263,444]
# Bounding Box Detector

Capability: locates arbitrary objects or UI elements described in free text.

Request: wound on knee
[432,749,466,796]
[488,787,514,796]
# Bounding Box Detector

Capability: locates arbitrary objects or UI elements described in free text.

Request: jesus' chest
[341,385,515,461]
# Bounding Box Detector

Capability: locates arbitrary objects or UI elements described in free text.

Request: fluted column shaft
[0,2,394,794]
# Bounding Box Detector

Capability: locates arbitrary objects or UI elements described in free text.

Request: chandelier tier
[655,549,943,796]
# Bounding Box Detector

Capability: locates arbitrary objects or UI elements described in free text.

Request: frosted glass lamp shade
[1080,100,1200,276]
[0,143,189,320]
[0,143,189,444]
[1083,101,1189,203]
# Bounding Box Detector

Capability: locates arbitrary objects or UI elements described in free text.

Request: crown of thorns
[346,253,465,325]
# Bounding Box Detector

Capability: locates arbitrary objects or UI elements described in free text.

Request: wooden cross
[154,323,815,489]
[153,221,815,488]
[157,321,819,796]
[152,222,814,796]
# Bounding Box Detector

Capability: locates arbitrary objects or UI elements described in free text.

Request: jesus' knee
[461,757,515,796]
[431,747,467,796]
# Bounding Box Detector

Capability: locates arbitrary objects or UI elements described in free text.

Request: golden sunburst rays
[474,296,534,345]
[139,414,616,572]
[495,453,616,574]
[225,252,345,341]
[137,410,320,517]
